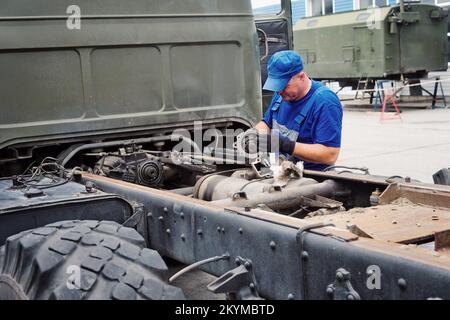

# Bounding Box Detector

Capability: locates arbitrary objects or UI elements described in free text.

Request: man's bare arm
[292,143,340,166]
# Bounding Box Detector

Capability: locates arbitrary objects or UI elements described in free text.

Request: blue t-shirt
[263,80,343,171]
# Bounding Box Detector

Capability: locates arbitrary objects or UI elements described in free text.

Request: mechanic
[253,50,343,171]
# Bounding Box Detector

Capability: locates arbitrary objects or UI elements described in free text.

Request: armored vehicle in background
[2,0,450,301]
[294,2,449,88]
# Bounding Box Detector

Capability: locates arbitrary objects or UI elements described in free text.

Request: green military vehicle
[1,0,450,301]
[294,2,448,89]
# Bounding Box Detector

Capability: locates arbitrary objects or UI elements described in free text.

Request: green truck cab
[0,0,264,176]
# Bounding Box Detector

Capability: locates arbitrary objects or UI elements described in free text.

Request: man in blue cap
[252,50,343,171]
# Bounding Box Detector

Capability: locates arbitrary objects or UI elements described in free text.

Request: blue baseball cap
[263,50,304,92]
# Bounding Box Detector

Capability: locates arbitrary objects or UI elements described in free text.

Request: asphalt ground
[337,107,450,183]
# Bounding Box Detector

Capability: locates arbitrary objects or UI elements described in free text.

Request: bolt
[180,212,185,219]
[392,220,397,225]
[197,229,203,236]
[398,278,407,290]
[166,229,171,235]
[244,261,251,270]
[432,215,439,221]
[301,251,309,261]
[239,228,243,234]
[158,216,164,221]
[249,283,255,290]
[287,294,295,300]
[217,226,221,232]
[221,228,225,233]
[347,294,355,300]
[181,234,185,241]
[270,241,276,250]
[85,181,94,193]
[163,207,168,214]
[235,258,241,266]
[244,207,251,212]
[405,177,411,183]
[416,223,421,227]
[12,175,24,188]
[336,271,344,281]
[147,212,153,218]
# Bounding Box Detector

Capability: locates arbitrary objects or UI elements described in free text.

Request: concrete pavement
[337,108,450,183]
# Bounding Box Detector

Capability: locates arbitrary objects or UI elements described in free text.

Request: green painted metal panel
[0,0,262,150]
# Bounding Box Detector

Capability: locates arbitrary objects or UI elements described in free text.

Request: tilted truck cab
[0,0,262,176]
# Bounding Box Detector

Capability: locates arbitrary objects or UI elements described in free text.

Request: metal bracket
[250,157,272,179]
[296,222,335,299]
[122,203,145,228]
[207,257,261,300]
[326,268,361,300]
[296,222,336,249]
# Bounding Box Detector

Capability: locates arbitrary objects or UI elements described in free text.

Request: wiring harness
[14,157,73,190]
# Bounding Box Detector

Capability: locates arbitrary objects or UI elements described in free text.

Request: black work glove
[258,132,296,155]
[237,129,296,155]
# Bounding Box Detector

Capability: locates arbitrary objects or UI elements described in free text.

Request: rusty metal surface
[379,183,450,209]
[306,198,450,245]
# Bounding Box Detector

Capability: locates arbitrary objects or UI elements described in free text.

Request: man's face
[278,73,305,102]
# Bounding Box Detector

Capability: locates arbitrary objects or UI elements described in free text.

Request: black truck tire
[0,220,185,300]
